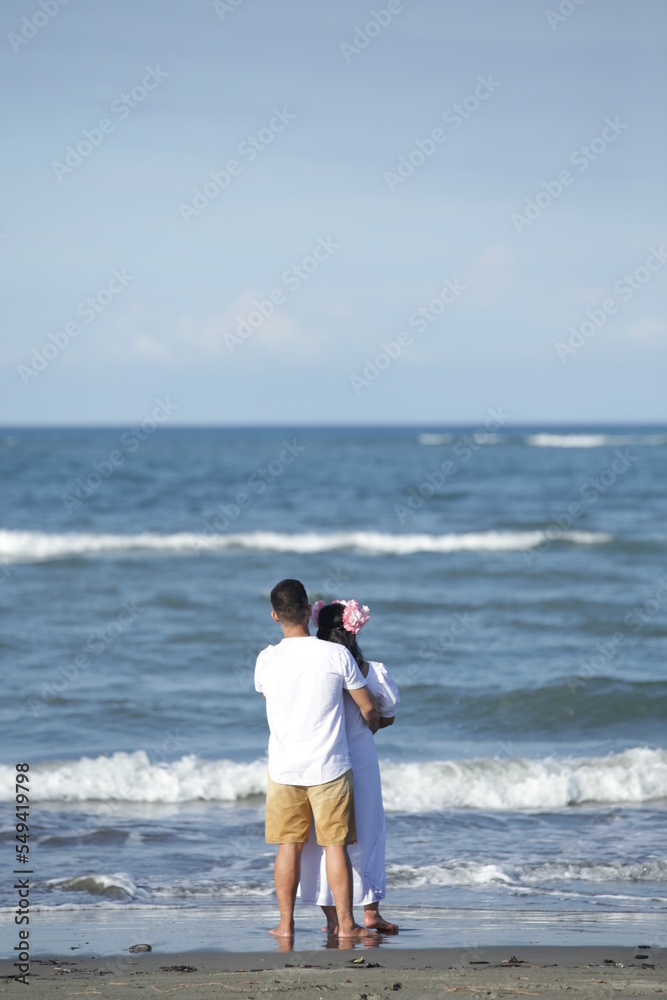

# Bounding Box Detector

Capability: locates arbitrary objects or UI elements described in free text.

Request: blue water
[1,425,666,953]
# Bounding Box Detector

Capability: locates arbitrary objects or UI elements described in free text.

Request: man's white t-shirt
[255,636,366,786]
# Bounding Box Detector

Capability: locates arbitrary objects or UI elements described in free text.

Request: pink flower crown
[310,598,370,635]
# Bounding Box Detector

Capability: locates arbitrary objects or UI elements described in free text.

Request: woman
[299,598,400,934]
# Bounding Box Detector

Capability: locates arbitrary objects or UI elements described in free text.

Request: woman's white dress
[299,660,399,906]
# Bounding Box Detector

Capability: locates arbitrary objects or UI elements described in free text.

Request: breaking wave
[0,528,613,563]
[4,747,664,811]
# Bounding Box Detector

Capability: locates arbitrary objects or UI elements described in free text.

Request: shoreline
[7,902,663,955]
[2,946,664,999]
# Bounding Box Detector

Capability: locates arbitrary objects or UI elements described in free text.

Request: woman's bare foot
[321,904,338,934]
[364,905,399,934]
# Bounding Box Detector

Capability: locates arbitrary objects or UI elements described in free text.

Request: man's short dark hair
[270,579,309,624]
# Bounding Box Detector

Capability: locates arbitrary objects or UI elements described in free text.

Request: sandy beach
[2,945,664,999]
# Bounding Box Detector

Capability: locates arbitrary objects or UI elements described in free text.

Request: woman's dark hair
[317,603,365,670]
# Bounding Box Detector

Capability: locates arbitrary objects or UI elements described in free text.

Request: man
[255,578,379,940]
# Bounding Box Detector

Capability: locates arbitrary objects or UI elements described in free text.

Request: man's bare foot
[337,922,376,940]
[328,935,355,950]
[268,921,294,939]
[364,908,399,934]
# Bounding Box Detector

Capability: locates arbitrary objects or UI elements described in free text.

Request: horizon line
[1,420,666,431]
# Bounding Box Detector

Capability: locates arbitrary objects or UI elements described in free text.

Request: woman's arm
[368,662,399,731]
[348,684,380,733]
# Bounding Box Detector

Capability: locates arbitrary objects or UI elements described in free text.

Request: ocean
[1,424,666,955]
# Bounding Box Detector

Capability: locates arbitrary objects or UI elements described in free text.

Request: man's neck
[281,622,311,639]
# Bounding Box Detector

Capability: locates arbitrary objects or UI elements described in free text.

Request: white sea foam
[520,859,667,884]
[6,857,667,910]
[0,528,613,563]
[416,432,667,448]
[0,752,268,804]
[379,747,667,812]
[45,872,140,900]
[4,747,665,811]
[386,858,667,889]
[526,433,667,448]
[150,882,274,900]
[418,433,502,446]
[387,861,515,887]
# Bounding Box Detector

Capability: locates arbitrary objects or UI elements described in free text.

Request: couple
[254,578,399,940]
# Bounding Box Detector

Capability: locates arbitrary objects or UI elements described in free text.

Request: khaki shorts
[265,769,356,846]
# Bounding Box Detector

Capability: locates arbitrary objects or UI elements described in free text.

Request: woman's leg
[363,900,399,933]
[321,904,338,933]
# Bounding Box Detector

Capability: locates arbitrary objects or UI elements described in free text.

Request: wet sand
[2,945,664,998]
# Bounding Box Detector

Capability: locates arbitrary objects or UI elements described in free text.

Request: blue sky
[1,0,665,425]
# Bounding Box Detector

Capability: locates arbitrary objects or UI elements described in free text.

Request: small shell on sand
[128,944,152,953]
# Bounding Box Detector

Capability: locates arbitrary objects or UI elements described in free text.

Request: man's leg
[265,775,311,938]
[310,770,371,939]
[270,842,304,938]
[323,844,368,938]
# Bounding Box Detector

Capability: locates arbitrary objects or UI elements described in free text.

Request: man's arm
[348,685,380,733]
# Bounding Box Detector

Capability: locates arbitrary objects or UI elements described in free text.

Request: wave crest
[3,747,664,811]
[379,748,667,811]
[0,528,613,563]
[386,857,667,888]
[45,872,139,900]
[526,433,667,448]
